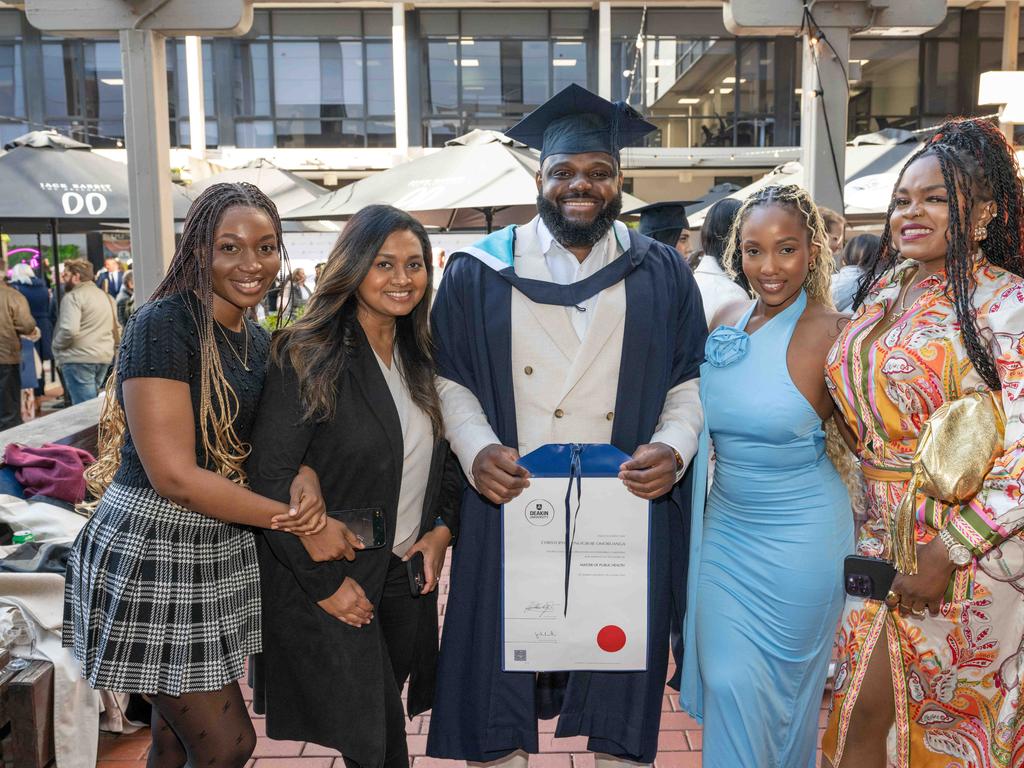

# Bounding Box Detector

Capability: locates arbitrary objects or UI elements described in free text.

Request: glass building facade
[0,6,1019,153]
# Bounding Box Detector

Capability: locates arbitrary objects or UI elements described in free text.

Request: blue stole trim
[455,224,643,307]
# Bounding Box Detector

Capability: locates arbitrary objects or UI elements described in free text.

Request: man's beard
[537,192,622,249]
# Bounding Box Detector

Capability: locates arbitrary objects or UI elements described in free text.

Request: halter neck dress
[681,290,853,767]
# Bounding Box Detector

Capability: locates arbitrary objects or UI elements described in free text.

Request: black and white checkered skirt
[62,482,261,695]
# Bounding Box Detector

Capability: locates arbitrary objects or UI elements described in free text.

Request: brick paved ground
[95,555,828,767]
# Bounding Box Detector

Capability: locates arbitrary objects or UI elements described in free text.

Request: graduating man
[428,84,707,768]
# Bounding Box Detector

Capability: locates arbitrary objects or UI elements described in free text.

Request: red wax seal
[596,625,627,653]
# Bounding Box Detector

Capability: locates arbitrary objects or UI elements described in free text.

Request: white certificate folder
[501,443,650,672]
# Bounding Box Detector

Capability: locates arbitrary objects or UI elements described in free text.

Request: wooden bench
[0,650,55,768]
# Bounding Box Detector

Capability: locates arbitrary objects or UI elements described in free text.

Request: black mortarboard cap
[623,201,698,245]
[505,84,657,163]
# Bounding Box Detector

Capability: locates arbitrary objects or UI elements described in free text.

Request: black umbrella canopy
[0,130,193,231]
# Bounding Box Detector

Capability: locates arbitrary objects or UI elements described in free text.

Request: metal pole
[185,35,207,159]
[1002,1,1020,144]
[120,28,175,303]
[50,219,60,305]
[598,2,612,100]
[799,27,849,214]
[392,3,409,157]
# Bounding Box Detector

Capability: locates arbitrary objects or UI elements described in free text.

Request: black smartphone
[844,555,897,601]
[406,551,426,596]
[327,507,386,549]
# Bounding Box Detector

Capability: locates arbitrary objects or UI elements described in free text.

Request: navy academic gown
[427,225,707,764]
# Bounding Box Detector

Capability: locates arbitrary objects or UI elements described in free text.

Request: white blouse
[373,348,434,557]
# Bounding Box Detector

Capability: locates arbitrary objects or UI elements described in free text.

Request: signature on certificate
[534,630,558,642]
[523,601,558,618]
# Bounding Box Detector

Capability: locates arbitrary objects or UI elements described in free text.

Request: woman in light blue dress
[680,184,856,768]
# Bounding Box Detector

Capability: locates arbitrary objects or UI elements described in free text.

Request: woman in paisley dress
[822,118,1024,767]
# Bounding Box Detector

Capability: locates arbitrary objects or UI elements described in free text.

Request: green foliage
[261,306,305,331]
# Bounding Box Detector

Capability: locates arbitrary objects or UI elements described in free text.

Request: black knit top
[112,292,271,489]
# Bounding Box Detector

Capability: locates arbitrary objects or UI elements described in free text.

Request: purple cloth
[2,442,95,504]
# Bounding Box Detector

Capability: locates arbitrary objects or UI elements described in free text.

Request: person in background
[624,200,699,265]
[63,182,352,768]
[693,198,749,325]
[818,207,847,268]
[95,257,124,297]
[830,233,881,313]
[823,118,1024,768]
[52,259,118,405]
[314,261,326,284]
[18,329,41,422]
[116,270,135,327]
[9,263,53,393]
[248,204,461,768]
[0,276,36,429]
[278,267,311,319]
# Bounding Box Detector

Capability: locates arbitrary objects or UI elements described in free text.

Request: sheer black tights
[145,682,255,768]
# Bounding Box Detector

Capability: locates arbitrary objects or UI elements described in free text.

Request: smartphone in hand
[843,555,896,601]
[406,551,426,596]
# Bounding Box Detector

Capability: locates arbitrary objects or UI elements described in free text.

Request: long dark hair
[272,204,443,435]
[87,182,288,497]
[700,197,747,291]
[853,117,1024,389]
[841,232,882,268]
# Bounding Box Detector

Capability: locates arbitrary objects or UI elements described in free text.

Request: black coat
[246,326,461,765]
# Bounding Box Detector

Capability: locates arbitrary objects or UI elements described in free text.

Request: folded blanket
[3,443,94,505]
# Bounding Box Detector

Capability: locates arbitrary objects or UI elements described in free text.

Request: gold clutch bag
[892,390,1005,574]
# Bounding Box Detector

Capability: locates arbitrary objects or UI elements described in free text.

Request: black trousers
[0,363,22,430]
[344,553,423,768]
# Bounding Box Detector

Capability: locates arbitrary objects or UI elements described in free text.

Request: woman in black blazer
[246,205,461,768]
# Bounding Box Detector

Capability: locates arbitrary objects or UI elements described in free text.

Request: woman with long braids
[680,184,855,767]
[247,204,460,768]
[63,182,360,768]
[822,118,1024,767]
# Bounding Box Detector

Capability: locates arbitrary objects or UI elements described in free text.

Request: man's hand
[472,444,530,505]
[619,442,679,500]
[318,577,374,627]
[890,537,957,617]
[299,517,364,562]
[403,526,452,594]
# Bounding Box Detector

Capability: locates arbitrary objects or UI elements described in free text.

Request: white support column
[185,35,206,159]
[120,28,175,303]
[392,2,409,156]
[598,2,612,100]
[1002,0,1020,144]
[799,27,849,214]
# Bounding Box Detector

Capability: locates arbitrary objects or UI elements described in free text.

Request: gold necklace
[216,320,251,372]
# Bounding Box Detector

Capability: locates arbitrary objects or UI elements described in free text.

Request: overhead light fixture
[460,37,475,45]
[722,76,747,84]
[646,76,660,82]
[720,87,733,94]
[100,78,123,86]
[457,59,480,67]
[677,97,701,104]
[553,59,577,67]
[850,58,869,65]
[708,88,715,94]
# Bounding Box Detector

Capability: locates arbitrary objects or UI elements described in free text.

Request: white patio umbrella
[687,130,925,227]
[285,129,647,232]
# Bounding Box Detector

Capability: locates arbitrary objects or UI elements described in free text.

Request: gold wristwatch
[939,528,973,567]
